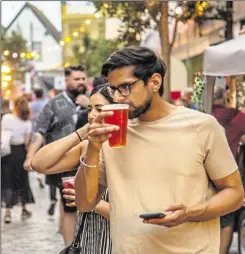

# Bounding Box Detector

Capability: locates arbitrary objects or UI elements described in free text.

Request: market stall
[202,35,245,113]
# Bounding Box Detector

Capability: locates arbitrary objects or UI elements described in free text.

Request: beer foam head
[102,104,129,111]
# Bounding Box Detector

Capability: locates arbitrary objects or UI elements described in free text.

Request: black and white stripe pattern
[75,189,112,254]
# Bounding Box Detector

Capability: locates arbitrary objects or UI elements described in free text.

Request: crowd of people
[1,46,245,254]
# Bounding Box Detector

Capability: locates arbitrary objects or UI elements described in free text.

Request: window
[33,42,42,61]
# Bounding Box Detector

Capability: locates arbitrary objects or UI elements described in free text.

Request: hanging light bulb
[26,52,32,59]
[60,40,65,46]
[20,52,26,58]
[85,20,91,25]
[12,53,18,58]
[94,12,101,19]
[73,31,79,37]
[136,33,141,41]
[65,36,71,43]
[175,6,183,16]
[3,50,10,56]
[103,3,109,8]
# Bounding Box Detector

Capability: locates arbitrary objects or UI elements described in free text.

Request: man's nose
[114,91,125,103]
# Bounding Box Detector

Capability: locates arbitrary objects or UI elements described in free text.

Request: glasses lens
[119,85,130,96]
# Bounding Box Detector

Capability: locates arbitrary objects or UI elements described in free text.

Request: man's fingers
[93,111,114,123]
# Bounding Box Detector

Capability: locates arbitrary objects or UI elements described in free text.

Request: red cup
[102,104,129,148]
[61,177,75,203]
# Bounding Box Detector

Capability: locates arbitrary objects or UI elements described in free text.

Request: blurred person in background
[212,86,245,254]
[29,88,48,189]
[48,88,63,99]
[1,96,35,224]
[177,87,197,109]
[23,64,89,245]
[23,92,33,103]
[1,99,11,118]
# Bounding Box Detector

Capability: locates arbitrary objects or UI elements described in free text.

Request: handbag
[1,130,12,157]
[59,212,88,254]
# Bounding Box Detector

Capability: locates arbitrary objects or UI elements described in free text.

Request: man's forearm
[187,186,244,222]
[75,142,101,212]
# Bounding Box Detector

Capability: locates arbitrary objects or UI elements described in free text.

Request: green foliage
[94,1,233,46]
[2,30,28,68]
[72,33,123,77]
[94,1,155,46]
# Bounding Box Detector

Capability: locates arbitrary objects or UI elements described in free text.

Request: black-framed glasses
[107,78,143,97]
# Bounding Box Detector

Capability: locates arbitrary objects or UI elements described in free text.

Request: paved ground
[1,173,240,254]
[1,172,64,254]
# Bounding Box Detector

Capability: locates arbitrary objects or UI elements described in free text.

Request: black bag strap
[72,212,88,248]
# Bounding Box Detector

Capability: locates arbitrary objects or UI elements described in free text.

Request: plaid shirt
[36,91,85,144]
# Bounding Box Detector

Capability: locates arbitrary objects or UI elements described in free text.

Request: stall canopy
[202,35,245,113]
[203,35,245,76]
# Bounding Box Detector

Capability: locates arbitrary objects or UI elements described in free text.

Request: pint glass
[102,104,129,148]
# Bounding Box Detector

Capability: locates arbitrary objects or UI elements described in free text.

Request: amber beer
[102,104,129,148]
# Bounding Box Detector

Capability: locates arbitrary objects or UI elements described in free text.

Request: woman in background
[1,96,35,223]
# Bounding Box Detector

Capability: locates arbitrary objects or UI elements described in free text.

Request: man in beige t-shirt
[75,46,244,254]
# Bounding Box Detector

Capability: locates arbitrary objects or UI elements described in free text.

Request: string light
[85,19,91,25]
[103,3,109,8]
[31,52,36,57]
[136,33,141,41]
[26,52,32,59]
[3,82,8,88]
[94,13,101,19]
[60,40,65,46]
[73,31,79,37]
[2,65,11,73]
[65,62,70,67]
[34,54,40,60]
[175,6,183,15]
[80,27,86,32]
[3,75,11,81]
[65,36,71,43]
[20,52,26,58]
[3,50,10,56]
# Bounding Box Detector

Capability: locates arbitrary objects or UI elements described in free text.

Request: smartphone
[139,212,167,220]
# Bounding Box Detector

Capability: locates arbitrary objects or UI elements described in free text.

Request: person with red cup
[75,46,244,254]
[31,82,113,254]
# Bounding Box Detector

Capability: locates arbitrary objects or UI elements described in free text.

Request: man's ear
[149,73,162,93]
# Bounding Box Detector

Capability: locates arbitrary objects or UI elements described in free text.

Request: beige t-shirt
[100,106,238,254]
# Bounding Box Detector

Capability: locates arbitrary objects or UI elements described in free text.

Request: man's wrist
[185,203,208,222]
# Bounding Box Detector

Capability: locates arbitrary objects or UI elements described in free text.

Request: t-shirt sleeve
[204,116,238,180]
[35,102,54,135]
[99,151,107,187]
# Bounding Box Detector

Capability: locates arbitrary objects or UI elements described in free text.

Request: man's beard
[67,86,86,98]
[129,98,152,119]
